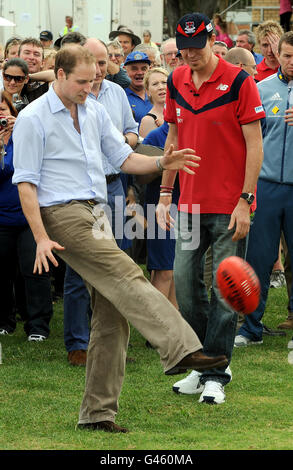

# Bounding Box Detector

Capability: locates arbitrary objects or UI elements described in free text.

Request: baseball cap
[175,12,214,50]
[124,51,151,66]
[40,30,53,41]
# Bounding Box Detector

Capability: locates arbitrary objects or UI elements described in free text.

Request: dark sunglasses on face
[3,73,26,83]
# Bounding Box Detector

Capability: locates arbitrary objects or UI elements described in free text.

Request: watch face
[241,193,254,204]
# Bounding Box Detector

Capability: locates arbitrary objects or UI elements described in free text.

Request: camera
[12,94,28,112]
[0,116,8,130]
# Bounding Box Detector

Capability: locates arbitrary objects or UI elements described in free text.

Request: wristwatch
[240,192,255,205]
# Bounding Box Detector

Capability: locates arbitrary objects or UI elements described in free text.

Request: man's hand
[160,144,200,174]
[267,32,280,59]
[34,238,65,274]
[156,196,175,231]
[285,107,293,126]
[228,199,251,241]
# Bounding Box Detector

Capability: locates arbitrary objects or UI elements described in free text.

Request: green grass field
[0,283,292,451]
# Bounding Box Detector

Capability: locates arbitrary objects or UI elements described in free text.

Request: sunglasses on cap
[3,73,26,83]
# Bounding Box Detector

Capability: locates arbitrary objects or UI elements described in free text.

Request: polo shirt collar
[126,86,148,100]
[258,58,278,73]
[183,56,225,87]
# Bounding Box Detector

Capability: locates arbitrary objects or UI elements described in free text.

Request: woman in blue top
[143,122,180,312]
[0,91,53,340]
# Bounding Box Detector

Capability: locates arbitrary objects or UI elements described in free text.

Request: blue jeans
[238,179,293,341]
[63,177,126,352]
[174,212,246,385]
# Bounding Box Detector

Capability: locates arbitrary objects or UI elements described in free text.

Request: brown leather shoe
[68,350,87,366]
[77,421,129,433]
[277,315,293,330]
[165,349,228,375]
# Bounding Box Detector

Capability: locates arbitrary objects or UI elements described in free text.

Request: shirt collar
[277,66,290,84]
[183,56,225,87]
[258,58,278,73]
[47,84,66,113]
[48,83,88,113]
[126,86,147,99]
[89,79,110,100]
[99,79,110,95]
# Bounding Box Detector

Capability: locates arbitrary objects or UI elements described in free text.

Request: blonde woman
[43,49,57,71]
[139,67,168,138]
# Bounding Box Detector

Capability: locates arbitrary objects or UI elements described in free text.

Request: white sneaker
[234,335,263,348]
[0,329,9,335]
[270,270,286,288]
[225,365,232,383]
[288,339,293,349]
[199,380,226,404]
[173,370,204,395]
[28,334,46,342]
[173,366,232,395]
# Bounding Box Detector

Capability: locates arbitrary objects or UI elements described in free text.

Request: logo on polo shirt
[270,92,282,101]
[255,105,264,114]
[272,106,280,114]
[216,83,229,91]
[176,108,181,116]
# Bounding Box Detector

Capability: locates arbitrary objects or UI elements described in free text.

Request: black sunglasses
[3,73,26,83]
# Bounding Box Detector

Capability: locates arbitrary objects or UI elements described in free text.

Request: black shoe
[262,324,286,337]
[77,421,129,433]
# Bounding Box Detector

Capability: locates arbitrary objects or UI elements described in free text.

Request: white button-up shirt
[12,84,132,207]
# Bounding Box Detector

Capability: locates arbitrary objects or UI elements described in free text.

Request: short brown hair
[278,31,293,53]
[54,45,95,77]
[19,37,44,58]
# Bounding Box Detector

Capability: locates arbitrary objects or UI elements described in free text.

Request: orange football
[216,256,260,314]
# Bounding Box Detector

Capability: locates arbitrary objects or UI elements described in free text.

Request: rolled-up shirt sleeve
[12,114,45,187]
[99,105,133,171]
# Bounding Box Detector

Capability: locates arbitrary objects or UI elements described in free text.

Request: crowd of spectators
[0,7,293,414]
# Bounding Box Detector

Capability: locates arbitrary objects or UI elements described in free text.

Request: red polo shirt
[255,58,278,82]
[164,58,265,214]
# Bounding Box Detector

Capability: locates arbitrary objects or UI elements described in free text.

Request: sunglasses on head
[3,73,26,83]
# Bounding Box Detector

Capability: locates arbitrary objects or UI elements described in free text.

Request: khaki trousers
[41,201,202,424]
